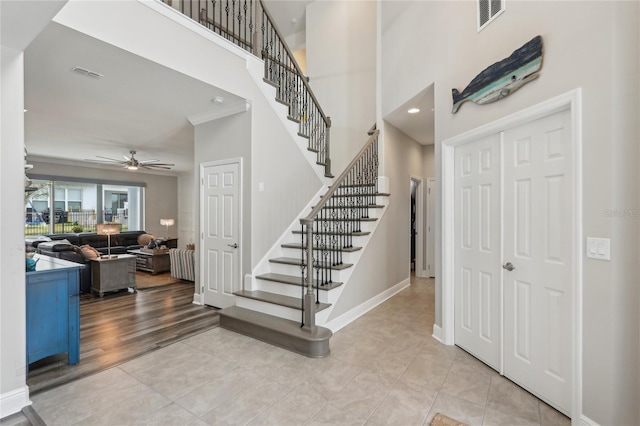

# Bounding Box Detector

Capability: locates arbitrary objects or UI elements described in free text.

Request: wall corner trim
[580,415,601,426]
[192,293,202,305]
[188,101,250,126]
[432,324,444,343]
[0,386,31,419]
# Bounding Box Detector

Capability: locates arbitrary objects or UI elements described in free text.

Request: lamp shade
[160,218,175,227]
[96,223,121,235]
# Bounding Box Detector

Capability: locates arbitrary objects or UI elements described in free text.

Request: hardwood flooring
[27,275,219,394]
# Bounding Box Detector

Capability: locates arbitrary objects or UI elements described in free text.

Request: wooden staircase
[219,185,389,357]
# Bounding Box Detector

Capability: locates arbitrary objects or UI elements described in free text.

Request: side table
[90,254,136,296]
[128,249,171,275]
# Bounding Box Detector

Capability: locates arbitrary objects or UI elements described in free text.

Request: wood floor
[27,275,219,394]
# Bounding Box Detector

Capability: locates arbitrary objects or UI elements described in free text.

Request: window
[25,179,145,236]
[478,0,504,31]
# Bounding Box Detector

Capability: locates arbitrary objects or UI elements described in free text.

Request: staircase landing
[219,306,332,358]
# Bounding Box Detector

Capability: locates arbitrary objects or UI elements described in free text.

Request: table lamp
[96,223,121,259]
[160,218,174,239]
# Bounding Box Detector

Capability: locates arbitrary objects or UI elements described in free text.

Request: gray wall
[28,160,178,238]
[381,1,640,423]
[328,122,424,319]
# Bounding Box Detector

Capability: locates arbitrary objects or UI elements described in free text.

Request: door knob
[227,243,238,249]
[503,262,515,271]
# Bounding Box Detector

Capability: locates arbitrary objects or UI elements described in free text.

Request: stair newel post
[300,218,316,332]
[325,117,332,177]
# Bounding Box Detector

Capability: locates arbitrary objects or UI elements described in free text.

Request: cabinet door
[27,273,69,363]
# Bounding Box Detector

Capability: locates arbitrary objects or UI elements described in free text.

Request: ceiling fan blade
[140,164,173,170]
[95,155,125,162]
[85,158,125,164]
[138,159,160,164]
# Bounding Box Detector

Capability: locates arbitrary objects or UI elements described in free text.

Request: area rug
[431,413,468,426]
[135,272,181,289]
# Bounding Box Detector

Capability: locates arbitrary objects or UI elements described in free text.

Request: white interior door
[201,160,241,309]
[502,109,573,413]
[454,134,502,370]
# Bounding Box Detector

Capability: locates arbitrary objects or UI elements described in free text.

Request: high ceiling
[23,0,432,177]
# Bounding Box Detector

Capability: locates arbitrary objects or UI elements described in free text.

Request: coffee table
[128,249,171,275]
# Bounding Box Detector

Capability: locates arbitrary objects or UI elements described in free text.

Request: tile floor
[7,275,571,425]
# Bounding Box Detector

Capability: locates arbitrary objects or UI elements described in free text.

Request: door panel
[202,161,241,308]
[503,109,572,413]
[454,134,502,370]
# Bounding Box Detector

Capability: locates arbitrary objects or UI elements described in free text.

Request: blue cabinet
[26,255,83,366]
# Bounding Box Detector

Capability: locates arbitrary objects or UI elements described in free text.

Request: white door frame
[441,89,582,420]
[410,175,425,277]
[198,157,243,306]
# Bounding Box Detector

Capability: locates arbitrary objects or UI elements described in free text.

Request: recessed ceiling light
[212,96,225,104]
[24,109,28,113]
[408,108,420,114]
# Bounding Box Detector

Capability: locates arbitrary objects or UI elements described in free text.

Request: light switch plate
[586,237,610,260]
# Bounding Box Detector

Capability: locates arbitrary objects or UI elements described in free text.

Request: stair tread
[281,243,362,252]
[312,204,385,209]
[322,193,390,198]
[292,230,371,236]
[256,273,343,290]
[314,217,378,222]
[219,306,331,357]
[262,77,279,89]
[234,290,331,312]
[269,257,353,270]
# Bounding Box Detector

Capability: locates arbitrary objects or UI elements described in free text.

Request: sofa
[28,230,150,293]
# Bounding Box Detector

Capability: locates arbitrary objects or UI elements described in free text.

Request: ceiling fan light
[127,165,138,170]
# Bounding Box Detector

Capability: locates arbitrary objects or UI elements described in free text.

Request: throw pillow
[79,244,100,259]
[137,233,155,246]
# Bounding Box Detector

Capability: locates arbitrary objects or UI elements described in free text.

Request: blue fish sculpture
[452,36,543,113]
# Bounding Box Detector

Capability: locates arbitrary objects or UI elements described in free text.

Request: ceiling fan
[86,150,174,170]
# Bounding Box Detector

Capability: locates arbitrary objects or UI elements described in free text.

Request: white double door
[454,109,573,414]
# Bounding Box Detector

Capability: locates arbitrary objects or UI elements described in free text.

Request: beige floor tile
[440,360,494,406]
[248,383,328,425]
[486,376,541,424]
[199,378,288,425]
[306,404,366,426]
[327,371,397,420]
[304,361,362,399]
[366,380,438,426]
[539,401,570,426]
[482,407,540,426]
[362,344,421,378]
[127,403,209,426]
[425,392,485,426]
[400,350,454,390]
[175,368,261,416]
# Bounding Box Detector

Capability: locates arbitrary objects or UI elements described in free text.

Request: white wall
[0,46,30,418]
[305,0,377,173]
[177,171,195,248]
[381,1,640,423]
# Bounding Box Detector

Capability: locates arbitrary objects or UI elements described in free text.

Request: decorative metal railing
[24,210,129,236]
[299,127,379,330]
[170,0,332,176]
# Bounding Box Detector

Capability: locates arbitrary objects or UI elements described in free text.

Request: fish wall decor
[451,35,543,113]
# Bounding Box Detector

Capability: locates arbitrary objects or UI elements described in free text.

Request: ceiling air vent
[478,0,505,32]
[71,66,104,79]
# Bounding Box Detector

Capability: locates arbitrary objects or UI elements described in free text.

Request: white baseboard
[580,415,601,426]
[192,292,202,305]
[0,386,31,419]
[432,324,444,343]
[324,277,410,333]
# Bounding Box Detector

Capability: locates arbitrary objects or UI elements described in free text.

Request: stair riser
[268,262,350,281]
[280,245,360,261]
[236,297,331,324]
[255,279,333,304]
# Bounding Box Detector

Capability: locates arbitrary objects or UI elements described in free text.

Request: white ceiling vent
[478,0,505,32]
[71,66,104,79]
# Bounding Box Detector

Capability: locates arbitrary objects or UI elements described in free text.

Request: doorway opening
[410,176,425,276]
